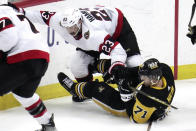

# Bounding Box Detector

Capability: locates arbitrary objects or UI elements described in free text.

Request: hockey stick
[147,121,153,131]
[128,82,178,110]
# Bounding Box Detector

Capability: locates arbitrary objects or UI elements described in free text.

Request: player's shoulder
[0,9,15,32]
[160,63,172,72]
[160,63,175,83]
[0,5,16,14]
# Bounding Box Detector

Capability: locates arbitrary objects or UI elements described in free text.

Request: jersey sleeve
[110,44,127,64]
[0,17,18,52]
[161,63,176,104]
[161,63,175,87]
[99,35,127,64]
[25,10,56,26]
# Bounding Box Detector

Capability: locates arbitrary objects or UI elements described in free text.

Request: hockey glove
[150,108,166,121]
[118,79,134,102]
[109,62,126,81]
[109,62,139,83]
[102,71,116,84]
[187,25,196,45]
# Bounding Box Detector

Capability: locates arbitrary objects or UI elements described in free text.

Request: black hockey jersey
[129,63,175,123]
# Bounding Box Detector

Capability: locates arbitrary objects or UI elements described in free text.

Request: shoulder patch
[0,17,14,32]
[84,30,90,39]
[40,11,56,25]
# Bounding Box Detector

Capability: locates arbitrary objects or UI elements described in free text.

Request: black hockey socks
[96,59,111,74]
[73,82,88,99]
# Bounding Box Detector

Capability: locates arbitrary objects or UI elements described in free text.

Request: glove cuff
[108,61,125,74]
[120,93,133,102]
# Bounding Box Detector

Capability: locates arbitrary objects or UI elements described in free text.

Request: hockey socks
[13,93,52,125]
[73,82,88,99]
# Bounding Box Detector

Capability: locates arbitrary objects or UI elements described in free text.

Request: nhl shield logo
[84,30,90,39]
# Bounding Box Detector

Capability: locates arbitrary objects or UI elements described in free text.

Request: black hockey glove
[187,26,196,45]
[102,71,116,84]
[118,79,134,102]
[6,2,25,14]
[109,64,127,81]
[150,108,166,121]
[109,64,139,83]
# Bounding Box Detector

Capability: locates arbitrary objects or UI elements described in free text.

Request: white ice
[0,78,196,131]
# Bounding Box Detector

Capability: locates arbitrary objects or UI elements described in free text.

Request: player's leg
[58,72,127,117]
[95,59,111,74]
[13,93,56,131]
[12,59,57,131]
[116,16,141,57]
[84,81,128,116]
[70,49,95,82]
[116,16,143,68]
[70,50,95,102]
[0,61,30,96]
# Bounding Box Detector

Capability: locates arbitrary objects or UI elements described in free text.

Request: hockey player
[0,5,57,131]
[57,58,175,123]
[10,3,143,102]
[187,0,196,45]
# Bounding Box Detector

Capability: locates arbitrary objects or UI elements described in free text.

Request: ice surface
[0,79,196,131]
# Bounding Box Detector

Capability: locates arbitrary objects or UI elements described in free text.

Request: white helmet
[60,8,82,28]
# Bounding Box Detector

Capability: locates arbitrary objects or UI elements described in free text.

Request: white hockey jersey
[25,6,127,64]
[0,6,49,64]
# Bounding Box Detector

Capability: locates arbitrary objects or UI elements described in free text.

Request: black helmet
[139,58,162,80]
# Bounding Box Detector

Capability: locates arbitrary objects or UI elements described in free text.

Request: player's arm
[160,63,176,104]
[5,3,55,26]
[25,10,56,26]
[0,17,18,52]
[99,35,127,80]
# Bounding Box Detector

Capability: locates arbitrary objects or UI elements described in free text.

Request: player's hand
[150,108,166,121]
[109,64,126,81]
[118,79,134,102]
[187,26,196,45]
[102,71,115,84]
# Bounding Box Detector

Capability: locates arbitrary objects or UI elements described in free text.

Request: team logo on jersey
[84,30,90,39]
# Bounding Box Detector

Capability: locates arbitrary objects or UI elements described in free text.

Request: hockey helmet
[60,8,82,28]
[139,58,162,81]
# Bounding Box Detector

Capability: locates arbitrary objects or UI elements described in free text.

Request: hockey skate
[57,72,76,96]
[35,114,57,131]
[57,72,88,102]
[72,95,87,102]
